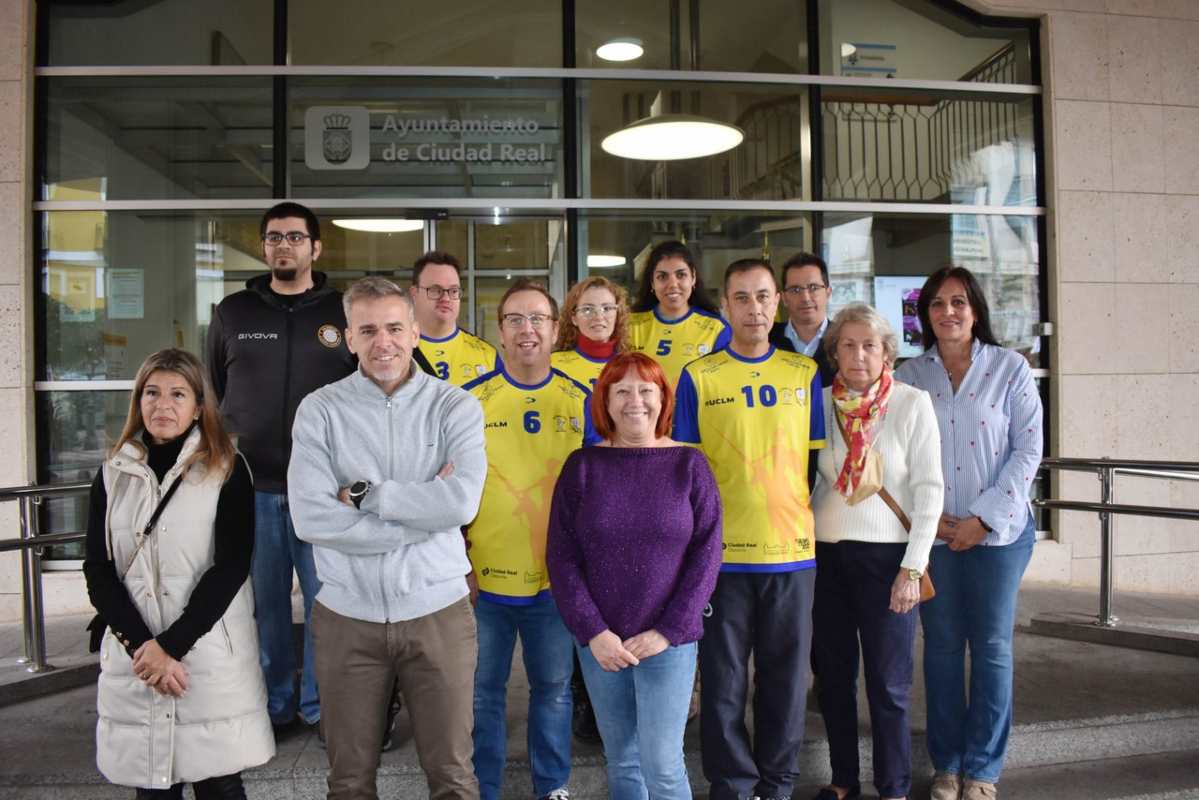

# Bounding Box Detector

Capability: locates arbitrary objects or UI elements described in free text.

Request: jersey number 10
[740,384,778,408]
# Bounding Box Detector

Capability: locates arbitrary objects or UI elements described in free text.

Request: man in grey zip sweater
[288,277,486,800]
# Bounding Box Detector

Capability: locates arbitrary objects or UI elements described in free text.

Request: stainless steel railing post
[1097,462,1118,628]
[17,492,53,672]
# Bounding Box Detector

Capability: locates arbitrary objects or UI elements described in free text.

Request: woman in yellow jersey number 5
[553,276,630,390]
[628,241,731,387]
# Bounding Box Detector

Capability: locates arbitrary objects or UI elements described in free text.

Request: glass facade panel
[576,0,808,73]
[820,86,1037,206]
[42,77,275,201]
[817,0,1032,83]
[288,0,562,67]
[43,0,273,66]
[819,211,1041,364]
[289,77,564,200]
[583,81,810,201]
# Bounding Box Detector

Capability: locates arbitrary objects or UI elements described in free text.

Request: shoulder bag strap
[836,408,912,533]
[118,473,184,578]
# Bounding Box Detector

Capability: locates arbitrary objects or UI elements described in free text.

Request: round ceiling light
[587,254,627,268]
[601,114,744,161]
[332,218,424,233]
[596,37,644,62]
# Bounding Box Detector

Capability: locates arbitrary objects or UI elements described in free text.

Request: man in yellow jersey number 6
[464,280,600,800]
[673,258,826,800]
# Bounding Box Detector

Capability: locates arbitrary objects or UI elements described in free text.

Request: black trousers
[812,541,917,799]
[134,773,246,800]
[699,568,815,800]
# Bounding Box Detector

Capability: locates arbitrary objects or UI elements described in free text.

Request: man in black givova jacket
[206,202,355,741]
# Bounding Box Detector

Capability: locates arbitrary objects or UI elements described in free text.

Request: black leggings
[134,772,245,800]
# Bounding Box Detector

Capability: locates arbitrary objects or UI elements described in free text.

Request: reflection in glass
[289,0,561,66]
[584,81,809,201]
[817,0,1032,83]
[42,77,274,201]
[821,88,1036,206]
[820,212,1040,364]
[44,0,272,66]
[577,0,807,73]
[289,77,564,200]
[39,211,429,381]
[36,390,131,560]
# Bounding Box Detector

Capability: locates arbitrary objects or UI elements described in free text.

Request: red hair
[591,352,675,441]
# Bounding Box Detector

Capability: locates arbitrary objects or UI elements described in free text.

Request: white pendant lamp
[601,114,744,161]
[587,254,627,268]
[597,37,644,62]
[332,218,424,233]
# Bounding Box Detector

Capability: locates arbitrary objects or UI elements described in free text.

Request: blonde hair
[825,303,899,368]
[554,276,630,353]
[112,348,236,477]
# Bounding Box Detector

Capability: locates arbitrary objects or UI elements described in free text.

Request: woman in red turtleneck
[550,275,629,744]
[552,276,629,390]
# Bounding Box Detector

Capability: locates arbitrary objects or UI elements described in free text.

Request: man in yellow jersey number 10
[410,250,502,387]
[464,280,599,800]
[672,258,826,800]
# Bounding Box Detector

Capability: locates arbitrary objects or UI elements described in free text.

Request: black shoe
[382,694,401,752]
[811,787,861,800]
[571,696,601,744]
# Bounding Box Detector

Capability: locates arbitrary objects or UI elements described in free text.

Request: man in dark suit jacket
[770,252,835,387]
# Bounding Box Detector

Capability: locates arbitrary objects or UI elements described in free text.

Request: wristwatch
[348,480,372,509]
[906,568,923,582]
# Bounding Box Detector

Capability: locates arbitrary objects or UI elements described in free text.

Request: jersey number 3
[435,361,450,380]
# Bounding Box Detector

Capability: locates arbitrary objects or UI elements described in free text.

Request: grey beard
[272,267,299,282]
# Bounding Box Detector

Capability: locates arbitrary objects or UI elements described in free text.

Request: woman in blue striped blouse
[894,267,1043,800]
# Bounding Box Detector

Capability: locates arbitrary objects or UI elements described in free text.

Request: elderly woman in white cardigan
[809,304,944,800]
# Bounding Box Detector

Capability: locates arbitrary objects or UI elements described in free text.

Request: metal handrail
[1,480,92,673]
[1034,457,1199,630]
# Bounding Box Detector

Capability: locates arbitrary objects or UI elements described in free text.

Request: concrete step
[2,683,1197,799]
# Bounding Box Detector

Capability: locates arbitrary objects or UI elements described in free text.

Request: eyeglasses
[418,285,463,301]
[783,283,828,296]
[502,313,555,329]
[262,231,313,246]
[575,304,618,318]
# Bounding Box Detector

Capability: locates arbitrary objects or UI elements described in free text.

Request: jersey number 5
[656,340,672,356]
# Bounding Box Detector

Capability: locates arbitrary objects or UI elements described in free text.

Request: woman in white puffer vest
[83,348,274,799]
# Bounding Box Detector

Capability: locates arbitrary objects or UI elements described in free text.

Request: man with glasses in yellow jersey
[673,258,826,800]
[770,252,835,387]
[464,280,599,800]
[410,250,502,386]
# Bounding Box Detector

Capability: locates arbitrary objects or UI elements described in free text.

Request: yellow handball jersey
[550,348,609,390]
[673,346,826,571]
[627,307,732,387]
[464,368,600,604]
[421,328,502,387]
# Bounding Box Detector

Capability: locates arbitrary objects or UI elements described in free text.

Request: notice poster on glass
[874,276,926,359]
[107,268,145,320]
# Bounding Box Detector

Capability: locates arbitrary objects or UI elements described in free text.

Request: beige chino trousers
[312,597,479,800]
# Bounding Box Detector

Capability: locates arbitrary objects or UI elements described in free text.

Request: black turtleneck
[83,430,254,661]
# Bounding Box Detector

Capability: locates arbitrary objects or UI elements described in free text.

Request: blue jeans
[473,595,574,800]
[921,513,1035,784]
[578,641,696,800]
[252,491,321,725]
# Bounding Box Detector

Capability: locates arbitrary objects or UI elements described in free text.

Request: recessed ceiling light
[587,254,627,268]
[601,114,744,161]
[331,219,424,233]
[597,37,644,62]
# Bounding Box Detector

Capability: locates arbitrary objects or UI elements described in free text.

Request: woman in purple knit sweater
[547,352,723,800]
